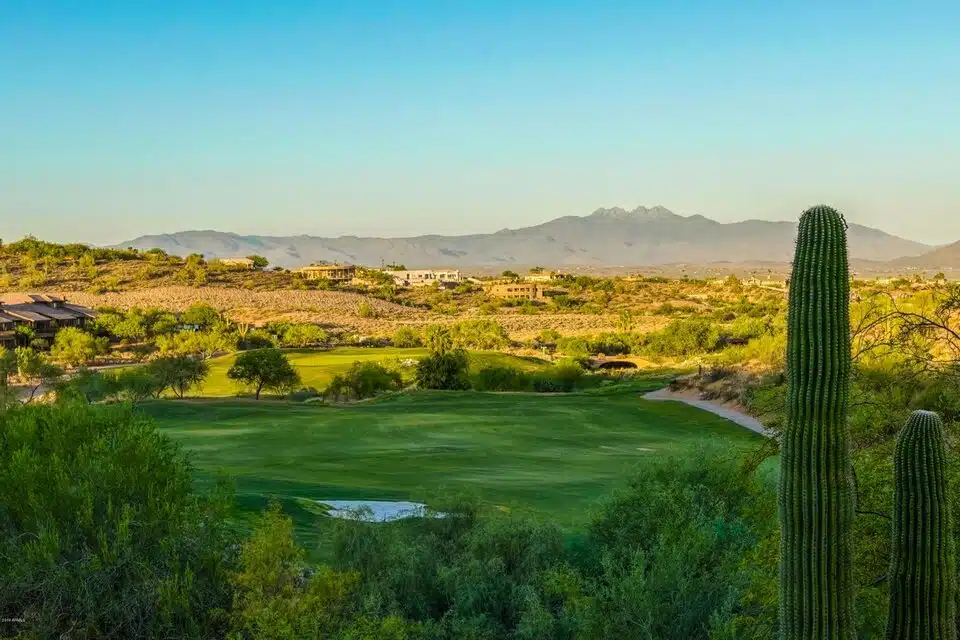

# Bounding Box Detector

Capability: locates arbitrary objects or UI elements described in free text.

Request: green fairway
[145,387,765,547]
[196,347,552,397]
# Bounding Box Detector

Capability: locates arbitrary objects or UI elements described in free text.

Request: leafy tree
[246,254,269,269]
[325,361,403,401]
[385,263,406,270]
[180,303,221,329]
[227,348,301,400]
[529,266,545,274]
[278,324,328,348]
[449,318,510,350]
[111,367,165,403]
[14,323,35,347]
[501,270,521,280]
[147,355,210,399]
[50,327,109,367]
[155,329,235,359]
[415,349,470,390]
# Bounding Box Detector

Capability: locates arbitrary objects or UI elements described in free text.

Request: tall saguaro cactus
[886,410,955,640]
[779,205,857,639]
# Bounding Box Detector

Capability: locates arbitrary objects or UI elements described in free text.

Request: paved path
[643,388,773,437]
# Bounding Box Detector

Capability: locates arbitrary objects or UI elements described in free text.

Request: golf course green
[145,385,765,547]
[196,347,552,397]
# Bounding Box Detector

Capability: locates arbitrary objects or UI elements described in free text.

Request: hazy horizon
[3,1,958,246]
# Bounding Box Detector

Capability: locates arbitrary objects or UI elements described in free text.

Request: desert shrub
[278,323,328,348]
[471,366,531,392]
[728,315,773,341]
[357,302,378,318]
[50,327,109,367]
[531,359,585,393]
[156,329,236,358]
[54,368,117,403]
[147,355,210,398]
[415,349,470,390]
[391,326,422,348]
[642,318,721,358]
[330,496,579,637]
[449,318,510,350]
[589,332,633,356]
[325,361,403,401]
[556,336,590,358]
[586,446,776,639]
[0,402,236,639]
[111,367,165,403]
[535,328,561,344]
[238,330,277,351]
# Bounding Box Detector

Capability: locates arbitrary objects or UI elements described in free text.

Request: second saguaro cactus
[886,410,955,640]
[779,205,857,639]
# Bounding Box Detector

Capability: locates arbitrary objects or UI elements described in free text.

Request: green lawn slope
[144,387,764,548]
[196,347,552,397]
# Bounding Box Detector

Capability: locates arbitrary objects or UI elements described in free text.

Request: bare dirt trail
[643,388,773,437]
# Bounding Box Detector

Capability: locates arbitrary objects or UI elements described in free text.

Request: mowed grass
[144,388,765,548]
[195,347,552,397]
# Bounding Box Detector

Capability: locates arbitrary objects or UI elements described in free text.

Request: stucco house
[296,264,357,283]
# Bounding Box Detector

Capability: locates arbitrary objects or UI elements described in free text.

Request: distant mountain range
[890,239,960,270]
[115,206,941,269]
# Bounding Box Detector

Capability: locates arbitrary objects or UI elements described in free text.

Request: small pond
[317,500,442,522]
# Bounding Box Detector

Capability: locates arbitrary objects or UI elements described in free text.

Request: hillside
[890,239,960,269]
[115,206,932,268]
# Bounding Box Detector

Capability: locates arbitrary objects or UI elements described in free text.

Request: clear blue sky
[2,0,958,245]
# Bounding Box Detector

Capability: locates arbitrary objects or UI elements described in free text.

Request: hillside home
[487,283,544,301]
[385,269,462,287]
[0,294,97,341]
[296,264,357,283]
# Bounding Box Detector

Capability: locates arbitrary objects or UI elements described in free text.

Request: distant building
[385,269,462,287]
[296,264,357,283]
[487,283,544,301]
[524,272,563,283]
[0,294,97,343]
[219,257,255,269]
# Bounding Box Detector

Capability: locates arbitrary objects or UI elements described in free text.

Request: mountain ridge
[113,206,935,268]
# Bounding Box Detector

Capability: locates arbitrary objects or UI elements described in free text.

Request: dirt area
[64,287,437,333]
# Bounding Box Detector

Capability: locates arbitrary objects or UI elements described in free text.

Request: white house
[385,269,462,287]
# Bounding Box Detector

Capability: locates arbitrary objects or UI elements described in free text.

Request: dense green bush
[449,318,511,350]
[588,446,776,639]
[325,361,403,401]
[0,403,236,639]
[471,366,531,392]
[531,360,585,393]
[415,349,471,390]
[392,326,423,348]
[642,318,721,358]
